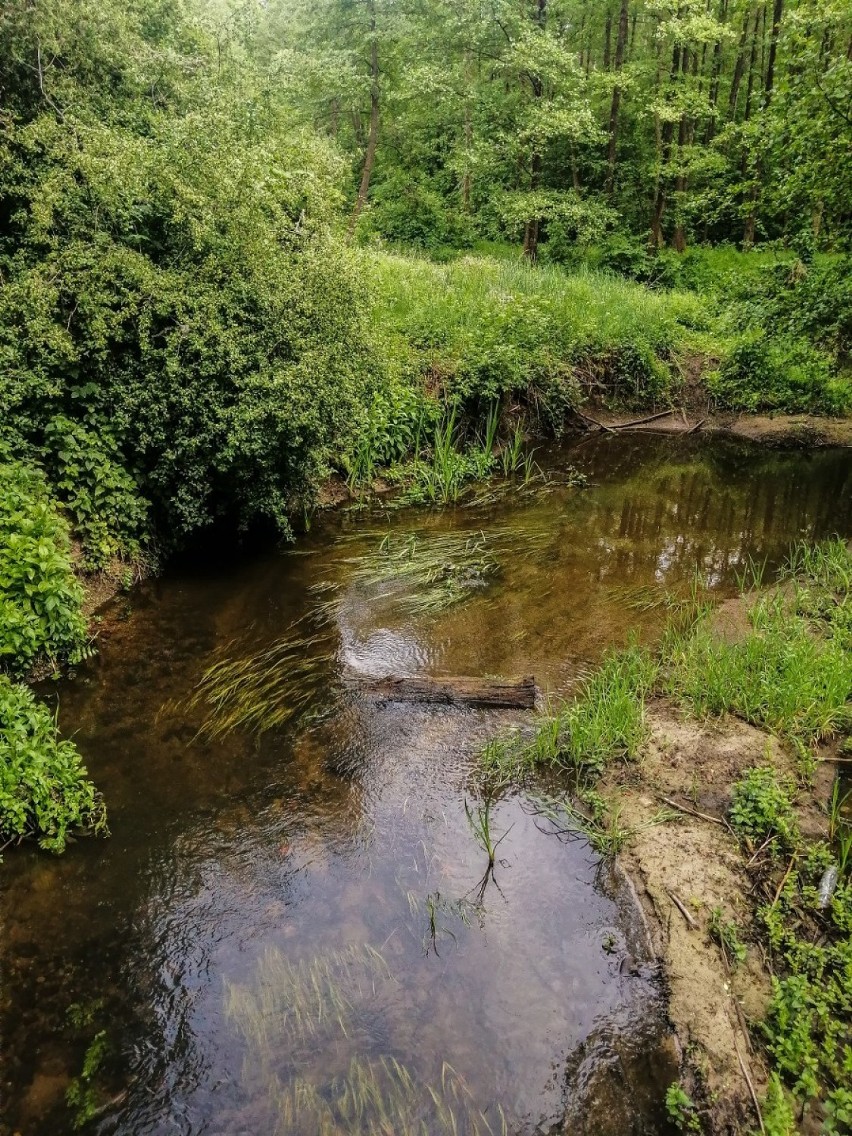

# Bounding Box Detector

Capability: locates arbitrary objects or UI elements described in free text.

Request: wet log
[357,674,537,709]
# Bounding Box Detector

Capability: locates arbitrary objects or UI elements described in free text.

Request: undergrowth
[0,459,88,675]
[0,676,107,853]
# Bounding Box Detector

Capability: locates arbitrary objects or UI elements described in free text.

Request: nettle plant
[0,460,88,674]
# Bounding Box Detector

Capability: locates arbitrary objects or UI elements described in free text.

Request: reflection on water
[1,434,850,1135]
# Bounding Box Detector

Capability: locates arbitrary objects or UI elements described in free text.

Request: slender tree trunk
[728,8,753,118]
[522,152,542,260]
[764,0,783,102]
[348,0,379,238]
[704,0,727,142]
[650,40,682,248]
[673,47,691,252]
[461,51,474,211]
[604,10,613,69]
[523,0,547,261]
[741,5,763,245]
[605,0,629,196]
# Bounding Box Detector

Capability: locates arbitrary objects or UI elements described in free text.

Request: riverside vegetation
[0,0,850,1070]
[479,539,852,1132]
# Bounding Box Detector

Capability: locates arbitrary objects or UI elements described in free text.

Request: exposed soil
[585,408,852,447]
[595,593,839,1133]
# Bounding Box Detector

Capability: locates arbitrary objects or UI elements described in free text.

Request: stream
[2,433,851,1136]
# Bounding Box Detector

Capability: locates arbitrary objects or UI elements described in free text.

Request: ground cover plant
[0,460,88,676]
[0,676,106,854]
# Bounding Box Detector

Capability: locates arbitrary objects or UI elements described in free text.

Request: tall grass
[367,251,704,413]
[482,643,657,777]
[664,544,852,746]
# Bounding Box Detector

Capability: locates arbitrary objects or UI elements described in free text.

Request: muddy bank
[582,408,852,447]
[596,629,839,1131]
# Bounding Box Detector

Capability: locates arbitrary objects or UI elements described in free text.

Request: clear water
[2,433,850,1135]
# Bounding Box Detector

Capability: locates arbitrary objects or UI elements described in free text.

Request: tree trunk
[523,0,546,261]
[604,9,613,69]
[728,8,753,118]
[741,5,764,246]
[764,0,783,103]
[604,0,630,195]
[650,41,682,249]
[704,0,727,142]
[523,152,542,260]
[348,0,379,238]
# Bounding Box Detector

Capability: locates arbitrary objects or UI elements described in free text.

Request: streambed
[2,434,851,1135]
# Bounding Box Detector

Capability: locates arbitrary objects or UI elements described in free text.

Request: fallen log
[356,674,537,709]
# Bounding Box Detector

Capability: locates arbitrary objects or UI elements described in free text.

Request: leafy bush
[729,764,799,854]
[707,330,851,415]
[0,108,378,548]
[0,675,106,852]
[369,252,691,418]
[44,416,148,569]
[0,461,87,675]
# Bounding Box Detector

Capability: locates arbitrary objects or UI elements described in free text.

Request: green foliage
[482,643,656,776]
[0,461,88,674]
[370,252,693,416]
[760,1074,796,1136]
[66,1030,111,1129]
[665,1083,701,1133]
[0,89,378,550]
[707,331,851,416]
[708,907,748,969]
[759,860,852,1129]
[0,675,107,853]
[44,417,148,569]
[728,765,799,855]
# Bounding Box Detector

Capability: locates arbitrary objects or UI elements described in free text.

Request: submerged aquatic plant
[270,1055,507,1136]
[228,944,506,1136]
[342,529,501,615]
[225,943,393,1053]
[182,625,340,740]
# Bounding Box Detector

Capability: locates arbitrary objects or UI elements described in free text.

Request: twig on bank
[771,853,798,907]
[734,1037,765,1135]
[732,996,754,1053]
[746,835,776,867]
[687,417,707,434]
[666,888,699,929]
[576,411,616,433]
[611,409,679,429]
[658,795,725,826]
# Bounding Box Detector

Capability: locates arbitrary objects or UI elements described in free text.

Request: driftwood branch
[356,674,537,709]
[658,795,725,826]
[666,888,699,929]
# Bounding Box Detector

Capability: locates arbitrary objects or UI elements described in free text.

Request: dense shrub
[0,461,87,675]
[0,108,378,547]
[0,675,106,852]
[707,331,852,415]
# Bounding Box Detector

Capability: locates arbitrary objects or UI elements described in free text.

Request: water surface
[2,434,850,1135]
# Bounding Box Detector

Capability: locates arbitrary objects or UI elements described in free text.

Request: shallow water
[2,434,850,1135]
